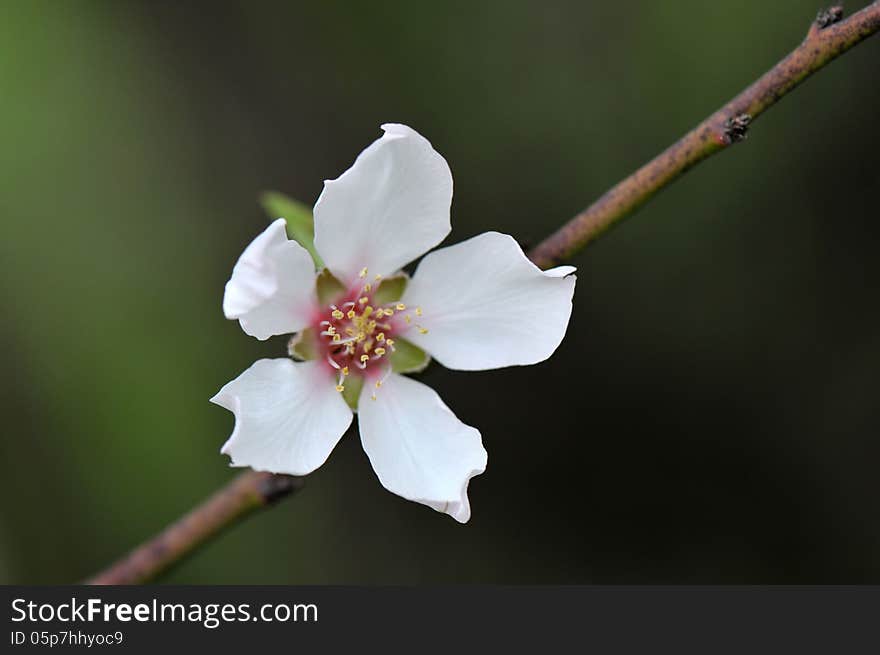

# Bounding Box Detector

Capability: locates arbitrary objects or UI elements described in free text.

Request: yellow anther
[326,325,336,335]
[359,267,368,278]
[364,340,373,353]
[374,347,386,357]
[374,274,382,281]
[405,315,412,324]
[341,366,349,376]
[386,339,395,347]
[363,306,373,317]
[383,308,394,317]
[376,332,385,342]
[335,384,345,393]
[347,310,355,319]
[371,394,377,401]
[415,307,422,316]
[364,283,372,293]
[360,354,369,363]
[345,327,355,336]
[418,327,429,335]
[331,309,344,320]
[332,334,341,343]
[396,303,406,311]
[358,297,369,305]
[375,380,382,388]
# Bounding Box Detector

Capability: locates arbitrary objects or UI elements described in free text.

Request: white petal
[223,219,317,340]
[401,231,576,371]
[313,124,453,285]
[358,373,486,523]
[211,359,353,475]
[543,265,577,278]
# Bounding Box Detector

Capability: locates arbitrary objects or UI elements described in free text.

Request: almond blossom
[212,124,576,522]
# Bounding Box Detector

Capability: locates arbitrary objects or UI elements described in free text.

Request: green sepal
[372,272,409,305]
[390,338,431,374]
[341,375,364,410]
[260,191,323,269]
[315,269,346,306]
[288,329,319,361]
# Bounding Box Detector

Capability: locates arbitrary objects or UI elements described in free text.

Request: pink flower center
[315,268,426,396]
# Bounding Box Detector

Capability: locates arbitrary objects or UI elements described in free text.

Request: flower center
[317,267,426,398]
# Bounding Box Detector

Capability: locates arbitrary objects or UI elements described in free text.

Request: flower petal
[223,219,317,340]
[543,265,577,278]
[211,358,353,475]
[358,373,487,523]
[313,124,453,285]
[400,231,576,370]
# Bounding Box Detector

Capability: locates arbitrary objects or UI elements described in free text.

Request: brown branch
[86,471,302,585]
[528,2,880,269]
[87,3,880,585]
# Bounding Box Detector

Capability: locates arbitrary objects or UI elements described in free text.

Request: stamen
[415,307,422,316]
[372,366,393,396]
[335,384,345,393]
[317,268,408,379]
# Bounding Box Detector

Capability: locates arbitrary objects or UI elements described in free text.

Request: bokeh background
[2,0,879,584]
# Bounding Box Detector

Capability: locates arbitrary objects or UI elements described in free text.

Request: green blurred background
[1,0,878,583]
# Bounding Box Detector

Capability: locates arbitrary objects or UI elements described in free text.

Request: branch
[87,471,302,585]
[86,3,880,585]
[527,2,880,269]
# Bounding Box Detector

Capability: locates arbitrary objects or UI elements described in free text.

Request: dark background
[1,0,878,583]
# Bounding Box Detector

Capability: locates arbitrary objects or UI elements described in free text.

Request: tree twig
[86,2,880,585]
[527,1,880,268]
[87,471,302,584]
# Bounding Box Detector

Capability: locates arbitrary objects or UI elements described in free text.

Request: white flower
[212,124,576,523]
